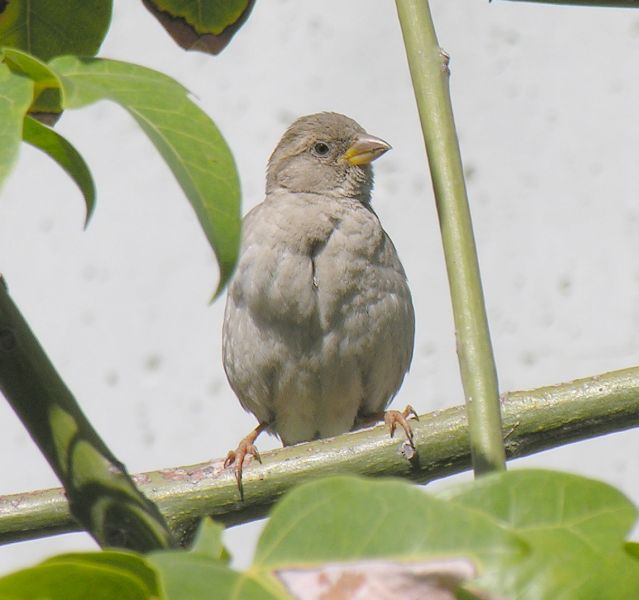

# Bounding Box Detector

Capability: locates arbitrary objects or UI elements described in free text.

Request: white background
[1,0,639,573]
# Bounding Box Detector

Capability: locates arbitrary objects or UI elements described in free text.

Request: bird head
[266,112,391,204]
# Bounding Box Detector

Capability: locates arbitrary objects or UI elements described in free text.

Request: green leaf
[0,550,161,599]
[0,551,157,600]
[49,55,241,295]
[0,0,113,61]
[43,551,160,597]
[254,475,524,569]
[1,47,63,114]
[0,62,33,188]
[142,0,255,55]
[190,518,231,562]
[148,0,253,34]
[626,542,639,561]
[441,469,639,598]
[253,472,639,598]
[149,553,282,600]
[22,115,95,223]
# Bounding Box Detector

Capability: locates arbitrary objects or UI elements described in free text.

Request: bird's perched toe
[385,405,419,448]
[224,423,266,490]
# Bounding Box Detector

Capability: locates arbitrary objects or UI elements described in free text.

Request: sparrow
[222,112,416,487]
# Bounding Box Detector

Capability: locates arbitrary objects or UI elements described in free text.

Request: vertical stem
[395,0,506,473]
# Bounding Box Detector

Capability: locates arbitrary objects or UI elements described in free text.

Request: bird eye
[312,142,330,157]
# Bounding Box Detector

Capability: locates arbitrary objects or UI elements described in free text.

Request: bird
[222,112,416,487]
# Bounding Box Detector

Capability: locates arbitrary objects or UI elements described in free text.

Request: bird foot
[224,423,267,494]
[384,404,419,448]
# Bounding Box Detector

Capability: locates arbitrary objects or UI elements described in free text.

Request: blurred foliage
[1,472,638,599]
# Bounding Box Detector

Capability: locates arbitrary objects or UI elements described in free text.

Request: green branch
[2,365,639,546]
[498,0,639,6]
[0,277,174,551]
[395,0,505,474]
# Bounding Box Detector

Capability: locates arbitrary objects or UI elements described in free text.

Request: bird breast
[223,191,414,442]
[231,192,399,331]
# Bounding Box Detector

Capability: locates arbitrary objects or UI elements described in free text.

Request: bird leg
[224,422,268,492]
[359,405,419,448]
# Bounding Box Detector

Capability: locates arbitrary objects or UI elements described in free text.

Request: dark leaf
[142,0,255,55]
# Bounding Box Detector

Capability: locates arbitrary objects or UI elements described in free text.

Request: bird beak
[342,134,392,166]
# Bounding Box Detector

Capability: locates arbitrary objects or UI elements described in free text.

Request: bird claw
[384,404,418,448]
[224,423,267,497]
[225,440,261,487]
[401,404,419,421]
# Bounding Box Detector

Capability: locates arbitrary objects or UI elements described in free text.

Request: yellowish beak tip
[343,134,392,166]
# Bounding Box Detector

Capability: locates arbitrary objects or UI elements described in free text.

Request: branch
[497,0,639,6]
[2,365,639,546]
[395,0,505,474]
[0,277,174,550]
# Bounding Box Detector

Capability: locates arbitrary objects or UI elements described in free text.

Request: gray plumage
[222,112,414,446]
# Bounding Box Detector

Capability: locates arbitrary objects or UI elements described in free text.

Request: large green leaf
[22,115,95,223]
[0,550,158,600]
[441,469,639,598]
[49,56,241,295]
[0,0,112,61]
[253,472,639,599]
[0,62,33,188]
[255,475,524,570]
[142,0,255,55]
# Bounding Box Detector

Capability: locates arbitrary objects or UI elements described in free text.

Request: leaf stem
[394,0,505,474]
